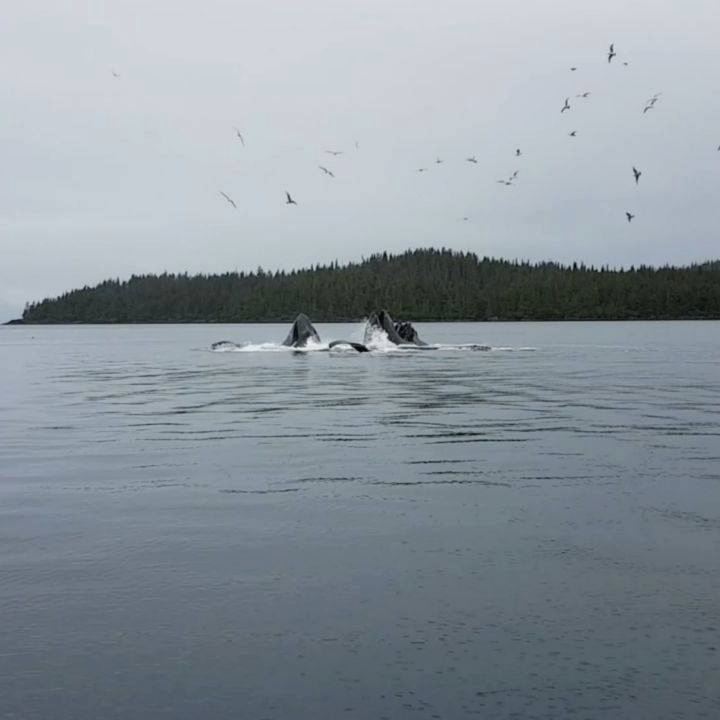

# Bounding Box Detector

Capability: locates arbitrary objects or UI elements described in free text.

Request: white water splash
[210,327,534,353]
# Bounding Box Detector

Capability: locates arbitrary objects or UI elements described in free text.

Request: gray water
[1,322,719,720]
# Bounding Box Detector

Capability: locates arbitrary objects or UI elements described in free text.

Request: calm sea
[1,322,719,719]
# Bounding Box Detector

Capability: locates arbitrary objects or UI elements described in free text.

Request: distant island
[16,249,720,323]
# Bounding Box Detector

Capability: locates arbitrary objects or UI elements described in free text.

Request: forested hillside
[20,248,720,322]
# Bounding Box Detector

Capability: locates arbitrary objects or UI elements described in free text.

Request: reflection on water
[1,322,719,720]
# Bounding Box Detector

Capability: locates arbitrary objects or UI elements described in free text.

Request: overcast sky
[1,0,719,320]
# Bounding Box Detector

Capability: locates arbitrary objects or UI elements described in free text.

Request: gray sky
[2,0,719,320]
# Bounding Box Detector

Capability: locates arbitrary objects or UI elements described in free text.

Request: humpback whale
[211,314,369,351]
[328,340,369,353]
[365,309,429,347]
[281,313,321,348]
[281,314,369,351]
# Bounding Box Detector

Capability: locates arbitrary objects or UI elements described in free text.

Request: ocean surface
[1,321,719,720]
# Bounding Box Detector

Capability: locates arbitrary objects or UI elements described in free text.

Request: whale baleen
[282,313,321,348]
[365,309,430,347]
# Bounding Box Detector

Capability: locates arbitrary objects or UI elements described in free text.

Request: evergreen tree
[20,249,720,323]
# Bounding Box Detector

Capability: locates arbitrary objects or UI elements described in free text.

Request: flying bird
[497,169,517,185]
[561,98,570,113]
[516,148,521,157]
[570,67,577,71]
[466,156,478,163]
[417,168,428,173]
[626,212,635,223]
[608,43,616,63]
[219,191,237,209]
[325,150,343,156]
[436,158,444,164]
[643,93,662,113]
[111,69,120,78]
[285,191,297,205]
[569,130,577,137]
[576,92,591,98]
[319,166,335,177]
[354,141,359,149]
[632,166,642,184]
[234,128,245,146]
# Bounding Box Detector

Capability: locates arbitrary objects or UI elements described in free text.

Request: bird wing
[220,192,236,208]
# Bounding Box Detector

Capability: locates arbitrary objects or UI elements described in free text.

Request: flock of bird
[110,42,717,225]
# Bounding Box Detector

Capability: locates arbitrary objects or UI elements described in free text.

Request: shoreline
[6,316,720,326]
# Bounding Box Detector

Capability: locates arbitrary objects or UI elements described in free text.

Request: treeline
[21,249,720,323]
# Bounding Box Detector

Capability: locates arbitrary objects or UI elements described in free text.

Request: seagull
[623,62,629,66]
[608,43,616,63]
[516,148,521,157]
[285,191,297,205]
[319,166,335,177]
[461,217,469,222]
[234,127,245,146]
[466,156,478,163]
[417,167,428,172]
[569,130,577,137]
[111,69,120,78]
[643,93,662,113]
[632,166,642,184]
[354,141,359,149]
[626,212,635,223]
[570,67,577,71]
[561,98,571,113]
[219,191,237,209]
[325,150,343,156]
[576,92,591,98]
[643,95,660,113]
[436,158,444,164]
[510,170,519,180]
[497,180,513,186]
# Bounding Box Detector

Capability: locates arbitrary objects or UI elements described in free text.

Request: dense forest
[19,249,720,323]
